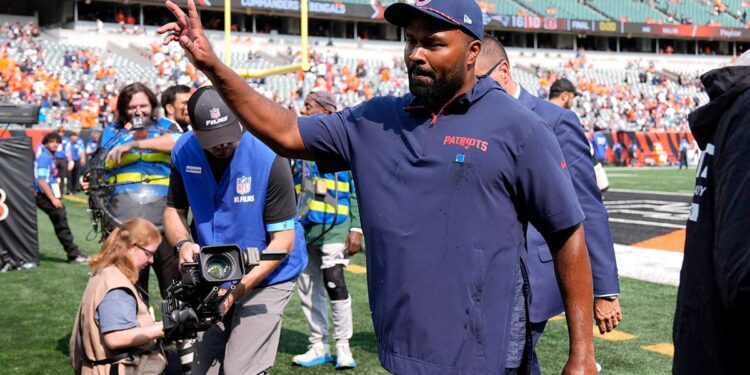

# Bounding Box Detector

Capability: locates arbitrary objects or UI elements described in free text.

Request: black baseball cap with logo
[187,86,244,149]
[548,78,580,98]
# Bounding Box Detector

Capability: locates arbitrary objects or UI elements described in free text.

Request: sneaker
[69,255,91,264]
[293,343,334,367]
[335,342,357,369]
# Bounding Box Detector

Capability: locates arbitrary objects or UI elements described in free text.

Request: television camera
[161,245,286,342]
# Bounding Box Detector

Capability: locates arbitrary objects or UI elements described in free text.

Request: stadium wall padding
[588,130,695,165]
[0,137,39,265]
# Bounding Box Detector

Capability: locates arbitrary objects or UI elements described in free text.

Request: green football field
[604,166,695,194]
[0,167,683,374]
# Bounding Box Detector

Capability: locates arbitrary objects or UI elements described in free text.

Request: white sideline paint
[614,244,683,286]
[607,188,693,197]
[608,218,685,229]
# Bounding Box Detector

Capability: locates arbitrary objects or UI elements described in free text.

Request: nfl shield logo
[236,176,251,195]
[210,107,221,120]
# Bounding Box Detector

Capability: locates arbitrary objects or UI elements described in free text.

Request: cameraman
[164,87,307,374]
[70,218,168,374]
[95,83,181,301]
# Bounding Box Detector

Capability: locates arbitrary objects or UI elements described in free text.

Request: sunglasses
[480,59,507,78]
[135,244,156,259]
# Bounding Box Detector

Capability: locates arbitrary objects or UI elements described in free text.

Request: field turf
[1,165,681,373]
[605,166,695,194]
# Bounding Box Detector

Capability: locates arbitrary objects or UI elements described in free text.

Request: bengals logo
[0,188,8,222]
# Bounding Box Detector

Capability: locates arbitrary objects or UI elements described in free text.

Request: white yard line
[614,244,683,286]
[608,218,686,229]
[607,188,693,197]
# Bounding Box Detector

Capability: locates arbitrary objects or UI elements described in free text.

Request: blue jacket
[171,131,307,287]
[518,88,620,323]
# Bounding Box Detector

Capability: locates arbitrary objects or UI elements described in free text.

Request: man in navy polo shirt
[159,0,598,373]
[476,35,621,375]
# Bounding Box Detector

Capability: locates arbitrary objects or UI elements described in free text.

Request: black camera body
[161,245,286,342]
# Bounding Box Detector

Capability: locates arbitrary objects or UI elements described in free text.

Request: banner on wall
[588,130,695,166]
[0,137,39,268]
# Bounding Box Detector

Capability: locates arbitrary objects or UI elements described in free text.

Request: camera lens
[204,254,233,280]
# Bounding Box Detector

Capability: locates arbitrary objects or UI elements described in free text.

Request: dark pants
[679,151,688,169]
[55,158,68,196]
[136,238,181,300]
[35,194,82,261]
[530,320,547,375]
[68,160,81,193]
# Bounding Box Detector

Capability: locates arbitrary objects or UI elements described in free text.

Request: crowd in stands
[0,22,722,133]
[1,21,114,130]
[527,53,705,131]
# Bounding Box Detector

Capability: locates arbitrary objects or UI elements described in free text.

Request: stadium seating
[484,0,531,16]
[588,0,672,23]
[657,0,744,27]
[517,0,607,21]
[0,19,726,134]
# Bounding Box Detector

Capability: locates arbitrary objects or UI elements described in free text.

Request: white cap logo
[210,107,221,120]
[464,14,472,24]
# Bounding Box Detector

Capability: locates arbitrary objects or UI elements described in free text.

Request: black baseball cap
[549,78,580,98]
[308,91,337,113]
[187,86,244,149]
[384,0,484,41]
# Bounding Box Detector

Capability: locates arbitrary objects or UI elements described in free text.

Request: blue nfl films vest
[293,160,352,226]
[100,121,173,197]
[172,132,307,287]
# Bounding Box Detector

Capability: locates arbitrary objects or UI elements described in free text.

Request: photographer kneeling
[164,87,307,374]
[70,218,170,374]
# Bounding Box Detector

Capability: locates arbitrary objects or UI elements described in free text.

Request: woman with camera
[70,217,167,374]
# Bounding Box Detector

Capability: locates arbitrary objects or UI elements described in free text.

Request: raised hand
[158,0,220,72]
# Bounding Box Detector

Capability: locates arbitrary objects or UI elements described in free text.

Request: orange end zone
[631,229,685,253]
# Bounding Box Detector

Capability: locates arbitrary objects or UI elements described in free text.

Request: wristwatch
[174,239,193,256]
[599,295,619,301]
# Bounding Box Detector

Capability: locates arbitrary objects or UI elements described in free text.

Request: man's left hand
[594,297,622,334]
[106,143,135,164]
[345,231,363,255]
[219,291,235,317]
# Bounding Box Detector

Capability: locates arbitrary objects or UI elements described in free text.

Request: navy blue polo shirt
[298,76,584,374]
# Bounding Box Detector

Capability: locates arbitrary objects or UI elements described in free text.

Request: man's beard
[175,118,190,130]
[407,60,465,100]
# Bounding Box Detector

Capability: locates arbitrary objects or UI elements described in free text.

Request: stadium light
[229,0,311,78]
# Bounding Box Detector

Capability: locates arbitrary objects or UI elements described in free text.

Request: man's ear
[466,39,482,68]
[165,103,175,117]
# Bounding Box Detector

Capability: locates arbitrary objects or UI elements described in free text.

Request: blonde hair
[91,218,161,283]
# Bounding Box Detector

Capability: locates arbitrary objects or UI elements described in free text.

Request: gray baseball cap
[188,86,244,149]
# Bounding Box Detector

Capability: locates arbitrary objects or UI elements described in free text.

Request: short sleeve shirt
[34,147,55,193]
[96,288,139,333]
[297,76,584,373]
